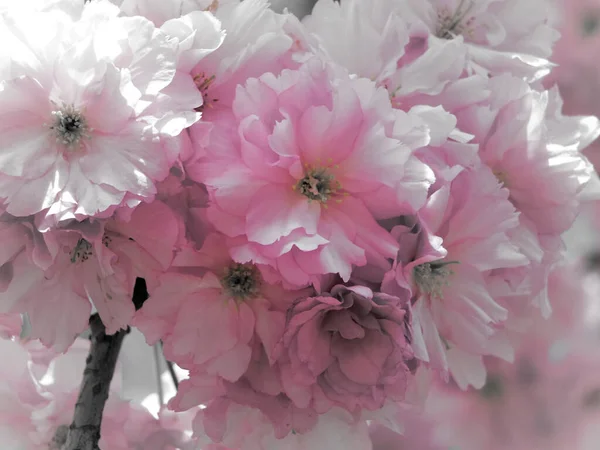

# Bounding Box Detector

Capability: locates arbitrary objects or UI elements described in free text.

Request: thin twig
[160,341,180,390]
[153,343,165,406]
[166,359,180,390]
[61,314,127,450]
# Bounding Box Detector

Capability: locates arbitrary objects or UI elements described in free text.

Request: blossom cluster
[0,0,599,448]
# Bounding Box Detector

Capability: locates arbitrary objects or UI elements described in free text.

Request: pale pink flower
[273,284,415,414]
[394,0,559,79]
[440,73,600,320]
[302,0,409,85]
[303,0,556,109]
[183,0,298,119]
[382,166,527,389]
[0,2,205,226]
[457,74,600,237]
[0,201,181,351]
[134,232,309,384]
[389,0,542,50]
[302,0,471,100]
[188,58,433,287]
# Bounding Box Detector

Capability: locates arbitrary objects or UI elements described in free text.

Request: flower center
[50,104,90,150]
[493,170,509,187]
[296,167,339,203]
[70,238,93,263]
[221,263,261,300]
[193,72,218,111]
[436,0,475,39]
[413,260,458,298]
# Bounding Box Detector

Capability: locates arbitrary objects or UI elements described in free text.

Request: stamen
[295,167,340,203]
[193,73,217,111]
[49,103,91,150]
[413,260,459,298]
[436,0,476,39]
[221,263,261,300]
[70,238,93,263]
[494,170,509,187]
[102,234,112,248]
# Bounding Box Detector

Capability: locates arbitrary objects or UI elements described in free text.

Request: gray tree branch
[61,314,127,450]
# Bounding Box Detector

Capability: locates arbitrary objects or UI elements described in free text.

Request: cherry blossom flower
[0,201,182,351]
[0,1,219,227]
[134,232,310,386]
[382,166,527,389]
[274,284,415,414]
[188,58,433,287]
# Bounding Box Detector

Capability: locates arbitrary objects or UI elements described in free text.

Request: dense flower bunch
[0,0,599,448]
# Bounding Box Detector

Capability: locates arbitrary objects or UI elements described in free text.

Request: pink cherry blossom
[184,0,298,118]
[0,2,213,226]
[0,201,181,351]
[134,232,310,384]
[382,166,527,389]
[461,75,599,237]
[188,58,433,287]
[446,73,600,319]
[302,0,557,107]
[273,284,415,415]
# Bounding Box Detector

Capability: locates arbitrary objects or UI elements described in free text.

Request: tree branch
[62,314,127,450]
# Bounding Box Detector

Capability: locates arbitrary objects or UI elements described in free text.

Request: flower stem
[62,314,127,450]
[166,359,180,390]
[160,341,180,390]
[153,343,165,406]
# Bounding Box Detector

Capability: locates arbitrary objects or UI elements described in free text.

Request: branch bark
[62,314,127,450]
